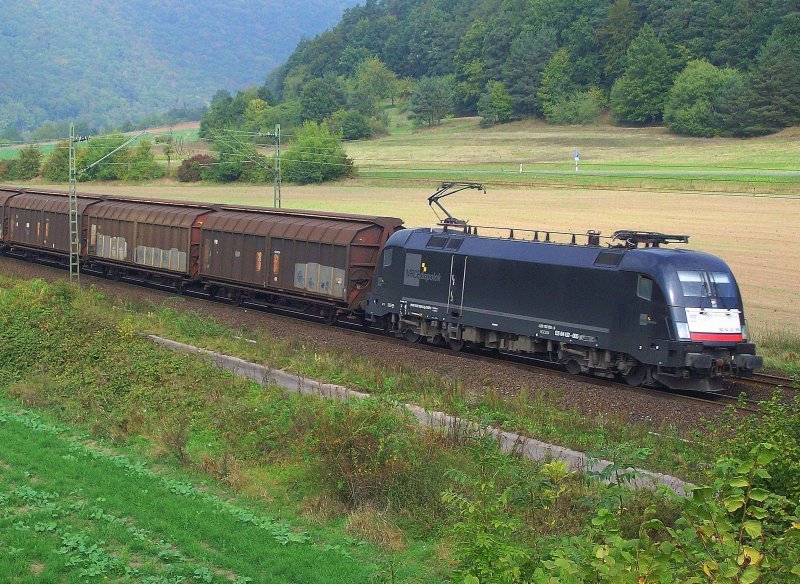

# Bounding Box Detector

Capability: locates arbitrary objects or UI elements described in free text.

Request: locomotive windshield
[677,271,737,299]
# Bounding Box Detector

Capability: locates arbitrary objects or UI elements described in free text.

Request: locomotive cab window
[637,275,653,301]
[383,247,393,267]
[677,271,708,297]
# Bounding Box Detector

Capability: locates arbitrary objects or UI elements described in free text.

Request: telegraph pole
[215,127,282,208]
[67,127,144,284]
[68,124,87,284]
[273,124,281,208]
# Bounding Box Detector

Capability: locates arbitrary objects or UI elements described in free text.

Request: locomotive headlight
[676,322,691,340]
[741,322,749,341]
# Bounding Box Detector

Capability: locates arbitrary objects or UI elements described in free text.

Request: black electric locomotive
[366,225,762,392]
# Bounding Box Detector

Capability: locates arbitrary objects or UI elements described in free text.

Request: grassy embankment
[0,405,377,583]
[2,276,799,581]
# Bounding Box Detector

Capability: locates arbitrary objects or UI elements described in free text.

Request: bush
[544,87,606,125]
[41,140,70,181]
[176,154,215,182]
[711,394,800,500]
[325,109,372,141]
[120,141,164,181]
[0,145,43,180]
[309,398,422,507]
[664,60,743,137]
[283,121,353,184]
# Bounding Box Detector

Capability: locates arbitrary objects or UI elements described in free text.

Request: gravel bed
[0,255,729,434]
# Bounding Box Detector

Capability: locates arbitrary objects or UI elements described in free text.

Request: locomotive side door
[447,255,468,318]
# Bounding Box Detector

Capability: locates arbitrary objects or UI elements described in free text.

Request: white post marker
[574,150,580,172]
[519,163,523,173]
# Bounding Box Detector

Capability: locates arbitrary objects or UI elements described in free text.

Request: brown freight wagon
[4,189,102,256]
[200,206,403,314]
[84,197,215,282]
[0,187,23,245]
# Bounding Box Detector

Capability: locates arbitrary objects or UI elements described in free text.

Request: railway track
[745,371,798,389]
[0,254,782,417]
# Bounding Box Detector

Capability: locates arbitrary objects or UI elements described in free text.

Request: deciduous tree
[663,60,740,137]
[477,81,513,125]
[609,25,673,124]
[408,77,454,127]
[283,121,353,184]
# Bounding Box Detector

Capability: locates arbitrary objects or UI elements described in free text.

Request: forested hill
[268,0,799,135]
[0,0,358,137]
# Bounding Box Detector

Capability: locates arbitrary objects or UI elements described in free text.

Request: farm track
[0,255,768,434]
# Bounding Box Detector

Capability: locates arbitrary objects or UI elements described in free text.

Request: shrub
[41,140,71,181]
[711,394,800,500]
[664,60,744,137]
[309,398,421,507]
[283,121,353,184]
[176,154,214,182]
[537,443,800,582]
[325,109,372,141]
[544,87,606,125]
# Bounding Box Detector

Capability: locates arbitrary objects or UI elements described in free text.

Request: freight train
[0,186,762,391]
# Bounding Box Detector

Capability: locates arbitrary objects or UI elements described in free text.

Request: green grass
[0,403,381,583]
[0,144,57,161]
[346,111,800,195]
[752,327,800,377]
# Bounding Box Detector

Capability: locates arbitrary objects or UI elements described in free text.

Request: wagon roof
[0,186,22,205]
[203,207,402,244]
[203,209,388,245]
[87,199,213,227]
[7,190,102,213]
[219,204,402,228]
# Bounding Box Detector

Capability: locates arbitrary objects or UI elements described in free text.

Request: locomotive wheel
[447,339,465,352]
[402,328,422,343]
[623,365,647,387]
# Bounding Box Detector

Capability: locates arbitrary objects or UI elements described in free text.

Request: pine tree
[501,26,557,116]
[597,0,641,84]
[745,20,800,134]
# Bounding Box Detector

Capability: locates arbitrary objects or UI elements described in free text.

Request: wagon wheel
[324,308,338,326]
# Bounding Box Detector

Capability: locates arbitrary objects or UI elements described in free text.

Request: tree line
[262,0,799,137]
[0,137,164,183]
